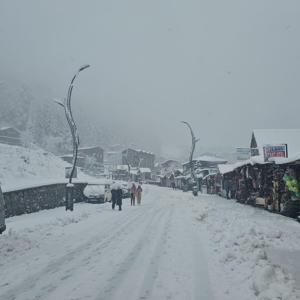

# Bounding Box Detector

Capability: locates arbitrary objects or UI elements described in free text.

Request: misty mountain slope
[0,79,139,155]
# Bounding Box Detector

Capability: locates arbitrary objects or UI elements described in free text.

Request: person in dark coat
[116,185,123,211]
[224,177,231,199]
[111,183,118,210]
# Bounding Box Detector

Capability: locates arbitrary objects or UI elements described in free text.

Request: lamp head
[53,98,65,108]
[79,64,90,72]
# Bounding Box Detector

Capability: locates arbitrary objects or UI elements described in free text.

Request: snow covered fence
[3,182,88,217]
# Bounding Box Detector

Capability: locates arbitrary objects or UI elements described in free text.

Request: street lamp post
[137,157,144,182]
[55,64,90,211]
[181,121,199,195]
[124,149,131,182]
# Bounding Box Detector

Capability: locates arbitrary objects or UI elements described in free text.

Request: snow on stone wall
[3,183,87,217]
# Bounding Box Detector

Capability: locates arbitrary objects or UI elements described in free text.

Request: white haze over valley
[1,0,300,158]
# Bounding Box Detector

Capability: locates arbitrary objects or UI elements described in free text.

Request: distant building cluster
[122,148,155,170]
[61,146,104,177]
[4,125,300,221]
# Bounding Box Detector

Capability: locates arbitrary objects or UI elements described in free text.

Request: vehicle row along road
[0,185,300,300]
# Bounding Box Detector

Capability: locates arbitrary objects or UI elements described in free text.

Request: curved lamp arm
[181,121,199,182]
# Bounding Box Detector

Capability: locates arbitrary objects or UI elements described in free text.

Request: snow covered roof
[183,155,227,165]
[194,155,227,163]
[218,156,269,175]
[251,129,300,158]
[123,148,155,155]
[218,161,249,174]
[0,126,21,132]
[61,154,85,159]
[130,170,139,175]
[160,159,181,166]
[139,168,151,173]
[203,173,218,180]
[78,146,103,151]
[269,153,300,165]
[116,165,129,171]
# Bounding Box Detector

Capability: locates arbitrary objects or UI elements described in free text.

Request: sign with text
[263,144,288,161]
[236,148,251,160]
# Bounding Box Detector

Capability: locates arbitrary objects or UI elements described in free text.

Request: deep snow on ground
[0,144,95,192]
[0,185,299,300]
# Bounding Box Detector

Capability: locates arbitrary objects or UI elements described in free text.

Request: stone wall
[3,183,88,217]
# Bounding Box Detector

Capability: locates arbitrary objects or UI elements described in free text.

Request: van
[0,186,6,234]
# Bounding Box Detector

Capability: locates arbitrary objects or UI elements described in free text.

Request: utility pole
[124,149,131,182]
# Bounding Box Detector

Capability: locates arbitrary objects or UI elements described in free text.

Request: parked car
[121,183,130,199]
[83,183,111,204]
[0,186,6,234]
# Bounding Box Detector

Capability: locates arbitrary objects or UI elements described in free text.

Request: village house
[122,148,155,170]
[61,146,104,176]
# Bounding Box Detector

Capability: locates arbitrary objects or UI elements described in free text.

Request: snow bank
[0,144,96,192]
[195,197,300,300]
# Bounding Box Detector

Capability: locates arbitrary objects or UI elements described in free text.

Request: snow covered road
[0,185,300,300]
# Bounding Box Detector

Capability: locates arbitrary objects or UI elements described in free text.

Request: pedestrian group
[111,182,143,211]
[130,183,143,206]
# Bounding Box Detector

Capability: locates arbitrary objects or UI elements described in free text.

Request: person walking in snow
[111,182,118,210]
[130,183,137,206]
[111,182,123,211]
[116,184,123,211]
[136,184,143,205]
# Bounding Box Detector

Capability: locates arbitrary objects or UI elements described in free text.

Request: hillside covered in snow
[0,144,91,192]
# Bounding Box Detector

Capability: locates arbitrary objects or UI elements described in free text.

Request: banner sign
[236,148,251,160]
[263,144,288,161]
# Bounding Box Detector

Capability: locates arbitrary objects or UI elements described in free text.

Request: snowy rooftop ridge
[183,155,227,165]
[194,155,227,163]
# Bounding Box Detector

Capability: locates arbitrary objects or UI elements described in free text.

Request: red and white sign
[263,144,288,161]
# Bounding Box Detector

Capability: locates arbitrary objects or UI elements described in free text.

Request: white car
[0,186,6,234]
[83,184,111,203]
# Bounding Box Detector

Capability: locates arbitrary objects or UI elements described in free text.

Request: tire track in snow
[136,207,174,300]
[0,205,154,300]
[96,208,168,300]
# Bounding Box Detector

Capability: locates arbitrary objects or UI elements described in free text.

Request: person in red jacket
[136,185,143,205]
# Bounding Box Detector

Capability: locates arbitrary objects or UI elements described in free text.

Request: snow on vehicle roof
[83,184,105,198]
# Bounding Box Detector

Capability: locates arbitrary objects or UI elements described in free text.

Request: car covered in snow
[83,183,111,203]
[0,185,6,234]
[120,183,130,198]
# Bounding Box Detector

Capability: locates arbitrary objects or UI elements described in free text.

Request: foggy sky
[1,0,300,158]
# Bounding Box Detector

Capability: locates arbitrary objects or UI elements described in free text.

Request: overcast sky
[1,0,300,158]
